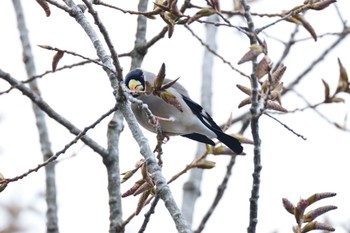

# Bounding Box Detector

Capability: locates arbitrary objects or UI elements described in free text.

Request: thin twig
[38,45,112,71]
[264,113,307,140]
[273,24,300,72]
[184,24,250,79]
[168,151,208,184]
[194,156,237,233]
[0,60,94,95]
[121,195,154,228]
[94,0,161,17]
[0,69,108,156]
[138,194,160,233]
[83,0,123,80]
[290,90,350,132]
[284,26,350,94]
[0,105,117,185]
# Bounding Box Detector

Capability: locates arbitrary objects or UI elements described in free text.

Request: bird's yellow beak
[128,79,143,92]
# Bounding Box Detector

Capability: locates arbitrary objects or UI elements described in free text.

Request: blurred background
[1,0,350,232]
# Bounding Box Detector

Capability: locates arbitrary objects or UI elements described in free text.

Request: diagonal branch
[284,26,350,94]
[0,69,108,156]
[51,1,191,232]
[194,156,237,233]
[185,24,250,79]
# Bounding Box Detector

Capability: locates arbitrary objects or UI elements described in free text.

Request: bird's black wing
[181,133,215,146]
[181,95,222,131]
[181,95,243,154]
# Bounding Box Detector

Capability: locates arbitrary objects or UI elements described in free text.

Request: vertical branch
[128,0,163,230]
[240,1,262,233]
[181,14,219,227]
[130,0,149,70]
[119,102,191,233]
[12,1,59,232]
[105,110,124,233]
[60,1,190,232]
[81,1,125,232]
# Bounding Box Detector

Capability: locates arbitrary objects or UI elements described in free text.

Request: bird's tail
[216,131,243,154]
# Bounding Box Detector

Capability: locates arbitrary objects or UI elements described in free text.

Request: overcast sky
[1,0,350,233]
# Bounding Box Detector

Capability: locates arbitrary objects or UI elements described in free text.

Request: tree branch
[194,156,237,233]
[12,0,59,232]
[239,1,262,233]
[0,70,108,156]
[130,0,149,70]
[51,1,190,232]
[181,14,219,228]
[105,110,124,233]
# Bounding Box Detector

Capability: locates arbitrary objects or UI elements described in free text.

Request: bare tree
[0,0,349,233]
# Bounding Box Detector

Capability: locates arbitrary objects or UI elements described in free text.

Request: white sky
[1,0,350,233]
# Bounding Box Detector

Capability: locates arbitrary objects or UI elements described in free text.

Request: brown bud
[35,0,51,17]
[236,84,252,95]
[135,190,151,215]
[303,205,337,222]
[256,55,272,78]
[295,199,309,224]
[271,64,286,84]
[310,0,337,11]
[121,170,135,183]
[238,97,252,108]
[133,182,154,196]
[266,100,287,112]
[122,180,144,198]
[306,192,336,205]
[282,198,295,215]
[301,221,335,233]
[238,44,264,64]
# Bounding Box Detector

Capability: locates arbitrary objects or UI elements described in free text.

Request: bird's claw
[154,134,169,167]
[148,117,158,128]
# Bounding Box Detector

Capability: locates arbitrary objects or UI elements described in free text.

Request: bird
[124,67,243,154]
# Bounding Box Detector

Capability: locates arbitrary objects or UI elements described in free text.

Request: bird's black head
[125,68,145,95]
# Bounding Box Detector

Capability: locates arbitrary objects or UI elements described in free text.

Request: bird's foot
[153,133,170,166]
